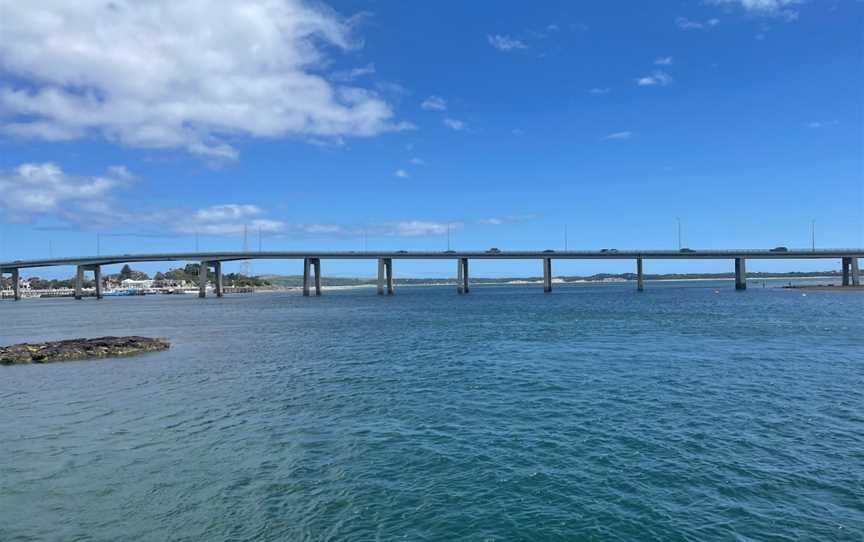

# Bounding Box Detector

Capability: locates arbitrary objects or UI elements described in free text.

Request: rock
[0,336,170,365]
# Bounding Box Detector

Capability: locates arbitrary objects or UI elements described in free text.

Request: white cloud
[0,0,411,160]
[487,34,528,52]
[588,87,611,94]
[292,220,462,238]
[409,158,426,165]
[676,17,720,30]
[174,205,285,235]
[0,162,130,222]
[655,57,674,65]
[709,0,800,18]
[637,71,673,87]
[602,131,633,141]
[0,162,481,240]
[443,118,467,131]
[478,215,534,225]
[421,96,447,111]
[389,220,450,236]
[331,63,376,82]
[394,169,409,178]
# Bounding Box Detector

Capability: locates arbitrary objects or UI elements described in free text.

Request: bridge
[1,249,861,300]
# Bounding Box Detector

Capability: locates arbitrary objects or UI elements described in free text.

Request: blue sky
[0,0,860,278]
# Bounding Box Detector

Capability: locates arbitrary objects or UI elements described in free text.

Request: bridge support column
[636,257,644,292]
[75,265,84,300]
[385,258,394,295]
[303,258,311,296]
[313,258,322,296]
[543,258,552,293]
[457,258,469,294]
[11,268,20,301]
[735,258,747,290]
[377,259,385,295]
[841,258,850,286]
[214,261,223,297]
[198,262,208,298]
[851,258,860,287]
[93,265,103,300]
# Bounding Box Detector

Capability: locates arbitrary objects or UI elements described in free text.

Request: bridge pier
[303,258,321,296]
[11,268,20,301]
[75,265,84,300]
[842,258,850,286]
[198,262,208,298]
[735,258,747,290]
[377,258,393,295]
[851,258,860,286]
[636,257,644,292]
[457,258,469,294]
[214,261,223,297]
[543,258,552,293]
[92,265,102,300]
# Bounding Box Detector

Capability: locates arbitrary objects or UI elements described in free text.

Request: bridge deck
[1,249,862,270]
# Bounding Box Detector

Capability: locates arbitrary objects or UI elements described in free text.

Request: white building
[121,278,154,289]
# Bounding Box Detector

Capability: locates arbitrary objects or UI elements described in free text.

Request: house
[120,278,154,289]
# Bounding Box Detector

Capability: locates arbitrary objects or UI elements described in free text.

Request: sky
[0,0,861,278]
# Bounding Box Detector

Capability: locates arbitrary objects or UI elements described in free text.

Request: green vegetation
[162,264,270,286]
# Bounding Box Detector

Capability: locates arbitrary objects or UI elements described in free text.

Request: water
[1,282,862,541]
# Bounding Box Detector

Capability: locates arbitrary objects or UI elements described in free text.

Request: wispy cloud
[675,16,720,30]
[394,169,409,178]
[636,71,673,87]
[708,0,801,20]
[806,120,839,129]
[654,57,674,65]
[409,158,426,165]
[588,87,611,95]
[443,118,467,131]
[477,214,535,226]
[331,63,376,82]
[175,204,285,235]
[421,95,447,111]
[487,34,528,52]
[602,131,633,141]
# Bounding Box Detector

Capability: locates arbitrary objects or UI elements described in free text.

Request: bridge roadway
[1,248,861,300]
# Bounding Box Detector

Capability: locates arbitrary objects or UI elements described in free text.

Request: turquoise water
[1,282,862,541]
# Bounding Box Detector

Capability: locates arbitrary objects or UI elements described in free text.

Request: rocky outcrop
[0,336,170,365]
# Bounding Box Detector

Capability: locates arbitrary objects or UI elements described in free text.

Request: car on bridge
[770,246,788,252]
[543,249,555,253]
[679,248,696,253]
[600,248,618,253]
[486,248,501,254]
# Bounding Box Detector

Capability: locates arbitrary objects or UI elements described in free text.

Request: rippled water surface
[2,282,863,541]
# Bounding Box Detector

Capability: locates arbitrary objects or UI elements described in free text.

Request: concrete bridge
[1,249,861,300]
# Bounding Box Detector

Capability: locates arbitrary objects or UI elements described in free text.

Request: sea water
[1,282,862,540]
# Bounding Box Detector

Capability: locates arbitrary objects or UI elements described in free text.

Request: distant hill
[258,271,842,287]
